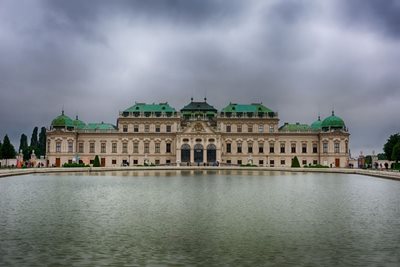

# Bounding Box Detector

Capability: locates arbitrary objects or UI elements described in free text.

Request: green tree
[377,153,387,160]
[291,156,300,168]
[19,134,30,161]
[392,143,400,163]
[383,133,400,160]
[93,155,101,167]
[30,127,38,147]
[0,141,2,159]
[1,135,16,162]
[38,127,46,156]
[365,155,372,167]
[30,127,40,156]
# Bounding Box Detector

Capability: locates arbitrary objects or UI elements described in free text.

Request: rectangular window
[166,125,171,132]
[258,143,264,154]
[122,143,128,153]
[155,125,160,133]
[101,142,106,153]
[123,125,128,132]
[291,143,296,153]
[78,142,84,153]
[134,125,139,132]
[166,159,171,164]
[334,142,340,153]
[270,159,275,166]
[313,160,318,165]
[302,160,307,165]
[259,124,264,133]
[269,125,274,133]
[47,141,51,153]
[145,125,150,133]
[248,125,253,132]
[270,143,274,153]
[68,141,73,153]
[166,143,171,153]
[302,143,307,153]
[227,160,231,164]
[144,143,149,153]
[226,143,231,153]
[237,143,242,153]
[248,144,253,154]
[133,143,139,153]
[313,144,318,153]
[155,143,160,153]
[237,125,242,133]
[281,160,285,165]
[259,160,264,166]
[56,142,61,153]
[133,159,138,165]
[238,160,242,165]
[112,143,117,153]
[90,142,95,153]
[280,143,285,154]
[323,143,328,153]
[112,159,117,165]
[226,125,231,132]
[155,160,160,165]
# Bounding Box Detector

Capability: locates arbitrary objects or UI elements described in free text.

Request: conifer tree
[1,135,16,161]
[38,127,46,156]
[19,134,30,161]
[0,141,2,159]
[93,155,101,167]
[291,156,300,168]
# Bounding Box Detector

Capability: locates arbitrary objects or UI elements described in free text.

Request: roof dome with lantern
[321,111,345,131]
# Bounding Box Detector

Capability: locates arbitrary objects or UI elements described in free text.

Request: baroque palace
[47,99,350,168]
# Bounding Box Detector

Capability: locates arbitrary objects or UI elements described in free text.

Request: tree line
[0,127,47,161]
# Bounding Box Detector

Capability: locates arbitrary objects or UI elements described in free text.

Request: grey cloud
[338,0,400,38]
[0,0,399,155]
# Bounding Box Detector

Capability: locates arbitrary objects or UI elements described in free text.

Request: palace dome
[73,115,86,129]
[311,116,322,131]
[321,111,345,130]
[51,111,74,128]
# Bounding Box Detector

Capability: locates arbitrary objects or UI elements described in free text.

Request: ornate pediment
[193,123,205,132]
[180,121,217,135]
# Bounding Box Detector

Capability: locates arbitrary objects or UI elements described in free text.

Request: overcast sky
[1,0,399,156]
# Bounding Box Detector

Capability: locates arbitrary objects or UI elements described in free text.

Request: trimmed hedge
[304,164,329,168]
[63,163,89,168]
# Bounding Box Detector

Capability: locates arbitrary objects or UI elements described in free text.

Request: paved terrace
[1,167,400,181]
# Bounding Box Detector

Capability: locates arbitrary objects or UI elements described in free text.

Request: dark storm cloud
[339,0,400,38]
[0,0,399,155]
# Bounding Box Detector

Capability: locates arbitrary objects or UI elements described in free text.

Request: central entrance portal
[194,144,204,163]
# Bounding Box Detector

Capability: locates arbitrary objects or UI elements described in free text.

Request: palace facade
[46,99,350,168]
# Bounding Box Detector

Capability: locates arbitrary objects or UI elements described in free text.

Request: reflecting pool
[1,171,400,266]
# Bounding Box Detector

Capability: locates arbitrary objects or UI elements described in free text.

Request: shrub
[63,163,89,168]
[93,155,101,167]
[304,164,329,168]
[291,156,300,168]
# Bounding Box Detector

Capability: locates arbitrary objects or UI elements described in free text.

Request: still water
[1,170,400,266]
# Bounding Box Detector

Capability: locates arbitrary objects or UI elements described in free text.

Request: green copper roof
[221,103,273,113]
[124,102,176,113]
[51,111,74,128]
[83,122,116,130]
[311,116,322,130]
[181,99,217,113]
[321,111,345,130]
[73,116,86,129]
[279,123,312,132]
